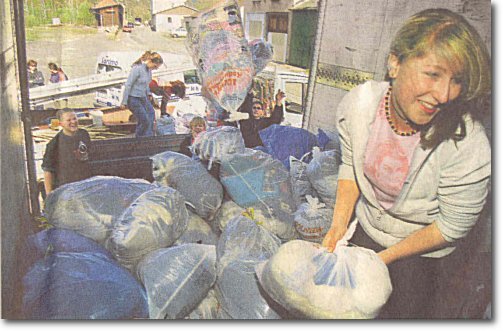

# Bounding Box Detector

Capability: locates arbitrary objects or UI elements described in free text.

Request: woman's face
[389,51,463,126]
[147,61,161,70]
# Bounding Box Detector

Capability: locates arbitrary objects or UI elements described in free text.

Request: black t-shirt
[42,129,92,188]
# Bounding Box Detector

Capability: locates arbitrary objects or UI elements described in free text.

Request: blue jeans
[128,96,155,137]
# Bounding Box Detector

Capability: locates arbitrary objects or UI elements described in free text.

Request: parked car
[171,27,187,38]
[122,23,133,33]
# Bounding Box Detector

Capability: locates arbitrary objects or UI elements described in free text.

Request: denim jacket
[336,81,491,258]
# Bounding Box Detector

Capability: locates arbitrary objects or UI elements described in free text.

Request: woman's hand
[321,226,347,253]
[275,89,286,106]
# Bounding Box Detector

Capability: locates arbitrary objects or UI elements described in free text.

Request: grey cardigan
[121,63,152,105]
[336,81,491,258]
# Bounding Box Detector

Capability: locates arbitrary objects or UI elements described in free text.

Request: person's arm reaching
[378,223,448,265]
[321,179,360,252]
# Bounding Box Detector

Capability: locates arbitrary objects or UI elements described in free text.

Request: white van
[94,51,202,107]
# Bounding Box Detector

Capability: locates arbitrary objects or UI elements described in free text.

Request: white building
[151,0,186,16]
[151,5,199,33]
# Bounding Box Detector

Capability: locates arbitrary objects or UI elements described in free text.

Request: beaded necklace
[384,87,418,137]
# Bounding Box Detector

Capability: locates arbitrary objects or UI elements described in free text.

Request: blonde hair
[388,8,490,148]
[133,50,155,65]
[56,108,75,121]
[389,8,490,102]
[189,116,206,129]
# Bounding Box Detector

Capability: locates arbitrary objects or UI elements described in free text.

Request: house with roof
[151,0,186,16]
[90,0,125,27]
[151,4,199,33]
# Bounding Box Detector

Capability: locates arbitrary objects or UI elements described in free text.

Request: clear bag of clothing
[215,216,282,319]
[22,252,148,319]
[105,187,189,273]
[185,289,232,319]
[255,222,392,319]
[306,148,341,207]
[219,149,297,240]
[151,151,223,220]
[156,115,176,135]
[289,154,317,208]
[249,39,273,74]
[191,126,246,166]
[44,176,155,244]
[294,195,333,243]
[214,200,245,232]
[174,210,219,246]
[137,244,217,319]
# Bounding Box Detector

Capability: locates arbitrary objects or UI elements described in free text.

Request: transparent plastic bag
[44,176,154,244]
[191,126,246,166]
[137,244,217,319]
[219,149,297,239]
[106,187,189,273]
[185,289,231,320]
[215,216,281,319]
[156,115,176,135]
[306,148,341,207]
[187,0,254,114]
[175,210,219,246]
[151,151,223,220]
[214,200,245,232]
[294,195,333,243]
[289,154,317,208]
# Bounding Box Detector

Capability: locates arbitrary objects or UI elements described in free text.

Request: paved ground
[26,25,190,107]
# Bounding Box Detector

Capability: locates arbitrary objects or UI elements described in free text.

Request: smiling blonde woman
[321,8,491,318]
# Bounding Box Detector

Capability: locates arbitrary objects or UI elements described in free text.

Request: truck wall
[1,0,37,318]
[304,0,491,136]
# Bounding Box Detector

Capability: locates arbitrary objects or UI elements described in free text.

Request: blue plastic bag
[22,252,148,319]
[259,125,319,169]
[26,228,113,261]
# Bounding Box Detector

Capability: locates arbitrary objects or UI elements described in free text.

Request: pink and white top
[364,96,421,210]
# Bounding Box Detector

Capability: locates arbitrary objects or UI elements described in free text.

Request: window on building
[267,13,288,33]
[168,17,172,23]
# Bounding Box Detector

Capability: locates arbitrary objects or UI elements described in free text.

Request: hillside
[23,0,225,27]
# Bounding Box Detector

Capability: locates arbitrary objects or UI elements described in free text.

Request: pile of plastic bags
[24,117,396,320]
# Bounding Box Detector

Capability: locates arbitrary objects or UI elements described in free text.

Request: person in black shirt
[238,89,285,148]
[42,109,91,194]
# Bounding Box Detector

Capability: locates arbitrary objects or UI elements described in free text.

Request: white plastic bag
[256,222,392,319]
